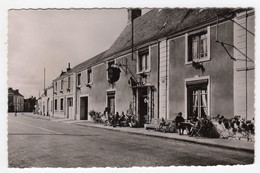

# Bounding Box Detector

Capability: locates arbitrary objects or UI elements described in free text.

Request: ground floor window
[187,79,209,119]
[60,98,64,111]
[107,92,115,115]
[54,99,57,111]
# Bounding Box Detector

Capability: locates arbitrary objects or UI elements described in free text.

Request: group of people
[103,106,138,128]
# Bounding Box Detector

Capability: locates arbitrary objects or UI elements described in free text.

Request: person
[159,118,166,129]
[118,112,126,127]
[104,107,110,120]
[175,112,185,135]
[15,109,17,117]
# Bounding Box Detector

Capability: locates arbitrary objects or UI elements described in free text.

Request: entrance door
[80,97,88,120]
[47,98,49,116]
[107,92,115,115]
[138,88,148,126]
[187,84,208,119]
[67,98,73,119]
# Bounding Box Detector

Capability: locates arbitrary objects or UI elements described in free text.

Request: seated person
[159,118,166,129]
[175,112,185,135]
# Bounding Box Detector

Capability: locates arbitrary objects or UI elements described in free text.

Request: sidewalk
[20,113,254,152]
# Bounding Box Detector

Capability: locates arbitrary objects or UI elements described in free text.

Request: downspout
[52,82,54,117]
[157,40,160,119]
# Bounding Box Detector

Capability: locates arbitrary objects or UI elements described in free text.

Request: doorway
[67,98,73,119]
[80,97,88,120]
[138,88,148,126]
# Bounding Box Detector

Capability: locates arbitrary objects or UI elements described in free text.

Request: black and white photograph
[0,0,259,171]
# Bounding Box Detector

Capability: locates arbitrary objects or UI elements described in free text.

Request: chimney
[67,63,71,72]
[127,9,142,24]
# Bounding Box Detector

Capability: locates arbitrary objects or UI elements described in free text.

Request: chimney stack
[67,63,71,72]
[127,9,142,24]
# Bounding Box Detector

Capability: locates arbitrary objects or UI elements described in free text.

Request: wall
[234,10,255,120]
[169,21,234,119]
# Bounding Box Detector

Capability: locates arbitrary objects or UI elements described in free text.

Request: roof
[54,8,245,81]
[103,8,238,58]
[53,50,107,81]
[8,88,24,97]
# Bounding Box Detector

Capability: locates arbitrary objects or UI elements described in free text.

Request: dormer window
[137,48,150,74]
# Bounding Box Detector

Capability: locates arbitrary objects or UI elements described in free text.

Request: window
[54,99,57,110]
[55,82,57,92]
[186,79,209,119]
[87,69,92,84]
[186,27,210,63]
[108,60,115,68]
[60,98,64,111]
[61,80,64,91]
[77,73,81,86]
[68,76,71,89]
[137,49,150,73]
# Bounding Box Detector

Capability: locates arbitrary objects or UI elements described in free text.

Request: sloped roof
[54,50,107,81]
[8,88,24,97]
[54,8,240,81]
[103,8,236,58]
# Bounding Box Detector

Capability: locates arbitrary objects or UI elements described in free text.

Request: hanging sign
[107,67,121,83]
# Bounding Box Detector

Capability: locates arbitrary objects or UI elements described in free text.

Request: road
[8,113,254,168]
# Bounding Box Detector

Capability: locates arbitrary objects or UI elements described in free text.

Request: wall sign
[107,67,121,83]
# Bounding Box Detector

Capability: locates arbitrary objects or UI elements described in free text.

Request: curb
[73,122,254,153]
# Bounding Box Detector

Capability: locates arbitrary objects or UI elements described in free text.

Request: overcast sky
[8,9,150,98]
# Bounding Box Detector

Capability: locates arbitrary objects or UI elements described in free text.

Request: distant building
[8,87,24,112]
[24,96,37,112]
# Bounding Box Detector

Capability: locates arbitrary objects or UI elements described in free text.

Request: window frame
[54,99,57,111]
[67,76,71,89]
[185,26,210,64]
[184,76,210,119]
[60,79,64,91]
[77,73,81,87]
[60,98,64,111]
[87,68,93,84]
[137,47,151,74]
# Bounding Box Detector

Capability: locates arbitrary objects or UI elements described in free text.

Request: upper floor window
[137,48,150,73]
[61,80,64,91]
[77,73,81,86]
[68,76,71,89]
[185,27,210,63]
[55,82,57,92]
[87,68,92,84]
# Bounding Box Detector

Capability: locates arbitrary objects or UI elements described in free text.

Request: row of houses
[38,8,255,126]
[8,87,37,112]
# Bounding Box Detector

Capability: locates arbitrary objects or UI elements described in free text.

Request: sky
[8,9,147,98]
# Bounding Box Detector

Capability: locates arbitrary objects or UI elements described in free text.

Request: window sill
[137,70,151,75]
[185,57,210,65]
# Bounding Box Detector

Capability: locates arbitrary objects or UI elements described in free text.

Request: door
[138,88,148,126]
[187,85,208,119]
[67,98,73,119]
[107,92,115,115]
[80,97,88,120]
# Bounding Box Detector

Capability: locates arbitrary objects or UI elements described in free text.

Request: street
[8,113,254,168]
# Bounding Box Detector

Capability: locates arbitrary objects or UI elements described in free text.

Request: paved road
[8,113,254,168]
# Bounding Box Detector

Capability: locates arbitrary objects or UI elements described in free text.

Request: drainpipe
[157,40,160,119]
[52,82,54,117]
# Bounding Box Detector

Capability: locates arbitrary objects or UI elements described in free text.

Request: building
[39,86,54,116]
[24,96,37,112]
[8,87,24,112]
[52,8,254,124]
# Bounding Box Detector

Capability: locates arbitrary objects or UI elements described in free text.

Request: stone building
[8,87,24,112]
[52,8,254,124]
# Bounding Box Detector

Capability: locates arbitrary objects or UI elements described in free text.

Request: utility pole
[44,67,46,90]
